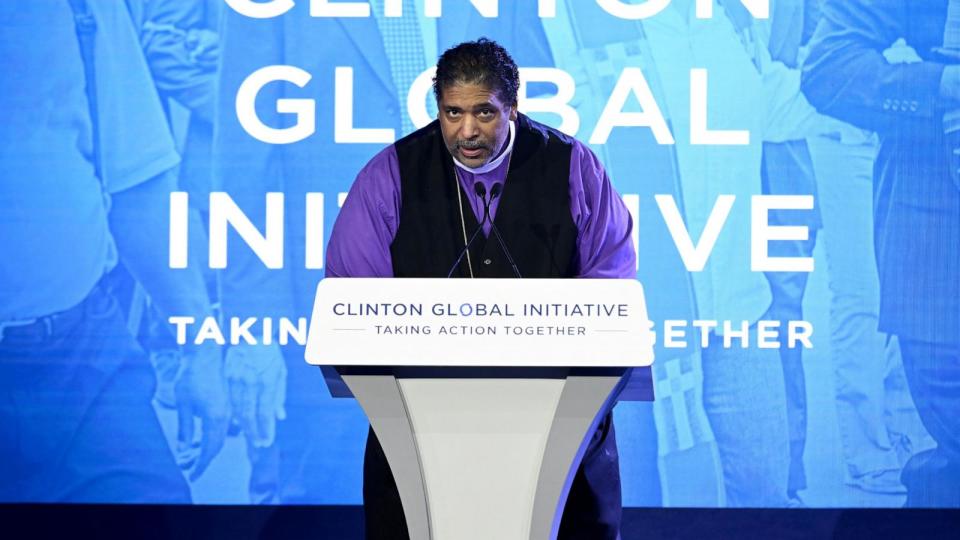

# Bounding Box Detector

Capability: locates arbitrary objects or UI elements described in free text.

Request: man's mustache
[457,140,490,151]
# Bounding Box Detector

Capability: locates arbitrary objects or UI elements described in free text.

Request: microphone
[446,182,491,278]
[476,182,492,218]
[487,183,522,278]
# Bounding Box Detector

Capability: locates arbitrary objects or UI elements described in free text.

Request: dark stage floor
[3,505,958,540]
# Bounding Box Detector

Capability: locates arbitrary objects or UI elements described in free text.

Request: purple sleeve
[569,142,636,279]
[325,146,401,278]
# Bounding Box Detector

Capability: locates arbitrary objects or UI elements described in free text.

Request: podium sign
[305,279,654,540]
[305,278,654,367]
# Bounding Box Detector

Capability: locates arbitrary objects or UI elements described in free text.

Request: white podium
[306,279,654,540]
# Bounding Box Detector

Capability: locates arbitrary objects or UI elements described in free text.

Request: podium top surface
[305,278,654,368]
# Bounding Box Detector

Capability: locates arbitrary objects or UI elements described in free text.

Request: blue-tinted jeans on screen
[0,284,190,503]
[899,340,960,507]
[701,331,791,507]
[764,232,817,499]
[808,134,930,481]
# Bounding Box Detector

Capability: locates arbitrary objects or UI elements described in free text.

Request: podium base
[340,368,628,540]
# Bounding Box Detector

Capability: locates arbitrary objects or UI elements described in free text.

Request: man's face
[438,82,518,168]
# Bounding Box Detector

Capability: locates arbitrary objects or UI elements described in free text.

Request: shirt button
[483,259,492,265]
[883,99,892,110]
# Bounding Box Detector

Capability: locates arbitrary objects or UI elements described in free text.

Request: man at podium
[326,39,636,539]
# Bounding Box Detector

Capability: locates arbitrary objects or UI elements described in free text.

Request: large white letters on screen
[656,194,735,271]
[305,193,325,269]
[336,67,396,143]
[696,0,768,19]
[311,0,369,17]
[590,68,674,145]
[169,192,189,269]
[175,194,814,271]
[235,66,754,145]
[596,0,671,19]
[236,66,316,144]
[519,68,579,136]
[224,0,294,18]
[409,67,438,130]
[539,0,557,17]
[224,0,766,19]
[425,0,497,17]
[209,192,285,269]
[690,69,749,146]
[751,195,814,272]
[383,0,402,16]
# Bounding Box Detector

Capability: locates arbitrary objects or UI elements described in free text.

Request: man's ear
[509,105,518,121]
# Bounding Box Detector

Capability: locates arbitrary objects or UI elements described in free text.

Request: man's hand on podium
[225,342,288,448]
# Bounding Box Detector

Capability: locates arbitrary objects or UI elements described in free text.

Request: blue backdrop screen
[0,0,957,509]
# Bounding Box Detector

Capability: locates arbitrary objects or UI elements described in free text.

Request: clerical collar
[452,120,516,174]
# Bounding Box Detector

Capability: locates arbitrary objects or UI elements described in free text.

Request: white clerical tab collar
[453,120,515,174]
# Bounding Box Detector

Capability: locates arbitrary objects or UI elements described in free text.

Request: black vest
[390,114,578,279]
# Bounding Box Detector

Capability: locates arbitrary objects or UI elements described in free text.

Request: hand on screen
[225,342,288,449]
[175,343,231,481]
[185,28,219,68]
[882,38,922,64]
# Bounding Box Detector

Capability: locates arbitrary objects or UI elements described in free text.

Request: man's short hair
[433,38,520,106]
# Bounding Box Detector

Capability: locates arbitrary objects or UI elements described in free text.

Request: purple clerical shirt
[326,128,635,279]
